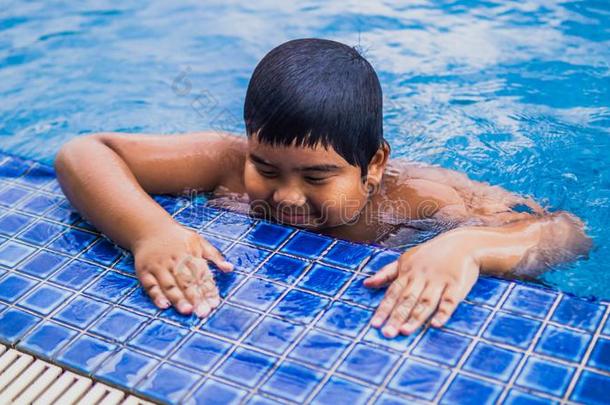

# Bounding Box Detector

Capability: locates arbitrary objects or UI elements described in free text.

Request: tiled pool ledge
[0,152,608,405]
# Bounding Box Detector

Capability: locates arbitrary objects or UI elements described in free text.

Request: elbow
[54,134,108,182]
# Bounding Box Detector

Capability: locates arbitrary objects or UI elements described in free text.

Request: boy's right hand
[133,225,234,317]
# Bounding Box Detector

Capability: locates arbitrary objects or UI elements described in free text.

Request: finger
[364,261,398,288]
[200,238,233,273]
[156,269,193,314]
[383,276,426,338]
[400,283,445,335]
[190,257,220,315]
[139,272,170,309]
[370,275,408,329]
[177,257,204,306]
[431,284,464,328]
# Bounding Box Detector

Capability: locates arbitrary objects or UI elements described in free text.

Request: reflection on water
[0,0,609,298]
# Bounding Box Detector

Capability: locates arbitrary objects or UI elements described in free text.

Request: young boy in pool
[55,38,591,338]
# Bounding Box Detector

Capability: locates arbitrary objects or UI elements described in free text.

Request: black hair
[244,38,384,178]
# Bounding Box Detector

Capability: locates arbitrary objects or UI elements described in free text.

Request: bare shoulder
[97,131,247,195]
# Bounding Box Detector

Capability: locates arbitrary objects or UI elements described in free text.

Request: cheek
[313,178,367,222]
[243,166,271,201]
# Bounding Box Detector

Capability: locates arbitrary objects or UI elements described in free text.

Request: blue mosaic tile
[502,284,557,318]
[570,370,610,405]
[504,389,558,405]
[202,304,260,340]
[90,307,147,342]
[388,358,450,400]
[298,263,351,296]
[97,348,159,389]
[57,334,117,374]
[53,296,110,328]
[412,328,471,367]
[272,289,330,324]
[320,240,374,270]
[312,376,373,405]
[466,276,508,306]
[137,363,200,404]
[0,212,33,236]
[18,284,71,315]
[463,342,522,382]
[84,270,137,301]
[0,273,37,303]
[129,320,188,356]
[48,229,97,255]
[244,317,304,355]
[0,308,41,344]
[288,329,350,369]
[516,357,575,397]
[113,254,135,274]
[483,311,541,349]
[171,333,231,373]
[214,347,276,388]
[280,231,332,259]
[187,380,247,405]
[0,185,30,206]
[1,155,609,405]
[440,374,502,405]
[243,222,293,249]
[0,241,35,267]
[121,287,159,315]
[18,194,60,214]
[341,275,385,308]
[81,238,122,266]
[205,212,254,237]
[19,250,69,278]
[224,243,270,273]
[337,343,399,384]
[50,259,104,289]
[551,295,605,332]
[18,321,77,358]
[443,301,491,335]
[361,249,400,275]
[588,337,610,373]
[317,301,372,338]
[17,220,66,245]
[215,271,246,298]
[535,324,591,363]
[255,254,309,284]
[363,325,418,351]
[230,277,285,311]
[261,361,323,403]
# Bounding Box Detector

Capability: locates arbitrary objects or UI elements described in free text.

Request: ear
[366,140,390,186]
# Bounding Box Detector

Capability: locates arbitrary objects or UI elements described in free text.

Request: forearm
[443,213,591,276]
[55,136,180,251]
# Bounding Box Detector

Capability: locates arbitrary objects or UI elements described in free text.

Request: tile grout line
[562,301,610,404]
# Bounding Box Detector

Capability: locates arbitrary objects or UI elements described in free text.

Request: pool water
[0,1,609,299]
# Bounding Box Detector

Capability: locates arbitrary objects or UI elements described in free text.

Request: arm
[55,132,245,316]
[366,165,591,338]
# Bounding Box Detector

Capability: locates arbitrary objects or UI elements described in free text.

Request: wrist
[130,218,183,254]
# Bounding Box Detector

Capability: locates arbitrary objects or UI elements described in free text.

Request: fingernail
[371,317,383,328]
[221,261,234,271]
[157,298,170,309]
[207,296,220,308]
[195,302,210,317]
[382,325,397,338]
[177,301,192,314]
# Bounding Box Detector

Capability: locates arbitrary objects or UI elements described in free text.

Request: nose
[273,184,306,207]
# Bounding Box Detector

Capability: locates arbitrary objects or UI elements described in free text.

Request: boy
[55,38,591,339]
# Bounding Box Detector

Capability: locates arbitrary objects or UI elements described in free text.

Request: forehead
[247,136,349,166]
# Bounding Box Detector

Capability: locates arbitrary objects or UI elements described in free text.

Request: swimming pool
[0,2,608,297]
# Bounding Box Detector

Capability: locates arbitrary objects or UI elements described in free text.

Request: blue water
[1,1,609,300]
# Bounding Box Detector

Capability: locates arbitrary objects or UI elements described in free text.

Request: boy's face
[244,135,384,230]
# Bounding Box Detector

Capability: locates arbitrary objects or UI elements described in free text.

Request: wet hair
[244,38,384,177]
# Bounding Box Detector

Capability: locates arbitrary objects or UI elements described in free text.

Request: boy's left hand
[364,234,480,338]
